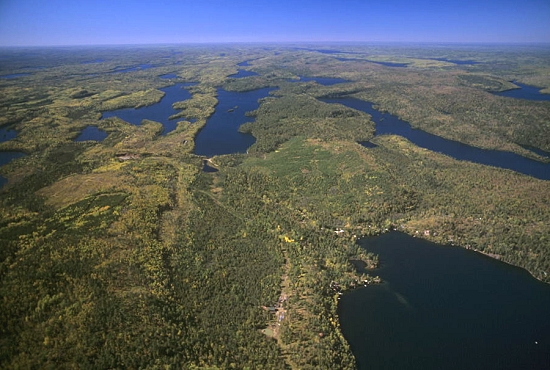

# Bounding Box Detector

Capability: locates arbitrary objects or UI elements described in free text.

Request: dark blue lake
[75,126,108,142]
[298,76,350,85]
[81,59,105,65]
[430,58,481,65]
[0,127,25,188]
[333,57,409,67]
[193,87,274,157]
[202,160,218,173]
[320,98,550,180]
[494,82,550,102]
[368,61,409,68]
[0,73,31,79]
[159,73,179,80]
[231,62,259,78]
[0,152,25,188]
[110,64,154,74]
[339,232,550,370]
[101,83,195,135]
[230,69,259,78]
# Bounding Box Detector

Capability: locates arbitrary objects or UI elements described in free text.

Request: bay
[101,83,195,136]
[320,97,550,180]
[339,232,550,370]
[193,87,274,156]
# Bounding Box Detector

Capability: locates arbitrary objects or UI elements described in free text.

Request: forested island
[1,44,549,369]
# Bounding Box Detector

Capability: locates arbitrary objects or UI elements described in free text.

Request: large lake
[193,87,274,156]
[339,232,550,370]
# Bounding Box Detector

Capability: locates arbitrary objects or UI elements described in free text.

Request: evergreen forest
[1,44,549,369]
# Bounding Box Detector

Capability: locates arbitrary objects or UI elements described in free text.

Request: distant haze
[0,0,549,46]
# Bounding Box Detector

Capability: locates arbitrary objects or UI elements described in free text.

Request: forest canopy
[1,44,549,369]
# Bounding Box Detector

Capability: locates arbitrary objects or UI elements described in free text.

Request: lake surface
[193,87,274,156]
[75,126,108,142]
[339,232,550,370]
[0,73,31,79]
[230,62,259,78]
[335,57,409,67]
[430,58,481,65]
[159,73,179,79]
[230,69,259,78]
[298,76,350,85]
[110,64,154,74]
[367,61,409,68]
[0,151,25,188]
[494,82,550,102]
[101,83,195,135]
[81,59,105,65]
[0,127,25,188]
[202,160,218,173]
[320,97,550,180]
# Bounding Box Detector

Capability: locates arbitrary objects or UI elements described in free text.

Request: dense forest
[0,44,549,368]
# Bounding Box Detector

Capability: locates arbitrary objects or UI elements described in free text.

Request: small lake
[336,59,409,68]
[367,61,409,68]
[81,59,105,65]
[159,73,179,80]
[298,76,350,86]
[193,87,274,157]
[202,160,218,173]
[430,58,480,65]
[494,82,550,102]
[110,64,154,74]
[0,151,25,188]
[0,127,25,188]
[230,69,259,78]
[101,83,195,135]
[230,62,259,78]
[339,232,550,370]
[0,73,31,79]
[320,97,550,180]
[75,126,108,142]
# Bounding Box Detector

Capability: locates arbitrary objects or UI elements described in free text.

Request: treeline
[366,135,550,282]
[216,167,374,369]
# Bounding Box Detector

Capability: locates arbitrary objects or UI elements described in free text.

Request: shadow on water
[320,97,550,180]
[338,232,550,370]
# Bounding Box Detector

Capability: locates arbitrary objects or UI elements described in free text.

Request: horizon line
[2,40,550,48]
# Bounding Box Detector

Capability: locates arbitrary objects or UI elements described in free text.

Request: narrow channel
[320,97,550,180]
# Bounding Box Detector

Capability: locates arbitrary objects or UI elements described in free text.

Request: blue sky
[0,0,549,46]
